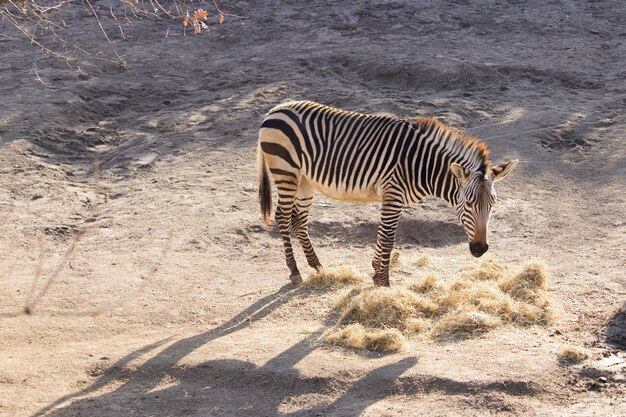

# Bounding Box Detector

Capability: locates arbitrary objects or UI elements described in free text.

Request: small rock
[598,377,608,383]
[587,381,602,391]
[133,152,158,167]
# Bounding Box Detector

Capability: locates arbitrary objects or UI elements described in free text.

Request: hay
[432,308,502,336]
[390,250,430,271]
[324,323,406,352]
[558,345,588,364]
[499,261,547,301]
[408,275,442,294]
[412,254,430,268]
[324,259,555,351]
[303,267,363,289]
[337,287,438,330]
[437,279,517,320]
[460,258,509,281]
[405,317,430,333]
[401,252,430,268]
[390,250,401,270]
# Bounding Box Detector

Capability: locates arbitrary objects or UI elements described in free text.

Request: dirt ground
[1,0,625,415]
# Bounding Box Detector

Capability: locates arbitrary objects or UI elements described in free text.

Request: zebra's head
[450,160,519,257]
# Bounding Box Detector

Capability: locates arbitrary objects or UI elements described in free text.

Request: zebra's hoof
[290,274,303,286]
[372,276,390,287]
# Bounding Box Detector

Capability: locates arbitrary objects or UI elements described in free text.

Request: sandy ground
[1,0,625,415]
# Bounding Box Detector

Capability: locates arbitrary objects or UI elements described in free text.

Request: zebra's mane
[410,118,492,173]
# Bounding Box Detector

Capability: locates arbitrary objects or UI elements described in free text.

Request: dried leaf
[193,9,208,21]
[219,13,224,24]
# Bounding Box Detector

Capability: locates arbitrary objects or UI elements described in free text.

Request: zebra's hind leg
[273,176,303,285]
[291,178,322,271]
[372,196,404,287]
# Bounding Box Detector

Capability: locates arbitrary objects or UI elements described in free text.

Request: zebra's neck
[409,118,490,206]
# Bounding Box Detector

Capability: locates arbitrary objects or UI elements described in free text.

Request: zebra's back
[260,101,414,202]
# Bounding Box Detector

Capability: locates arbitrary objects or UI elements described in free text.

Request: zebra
[257,101,518,286]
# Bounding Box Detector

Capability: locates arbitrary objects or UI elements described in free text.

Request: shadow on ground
[32,282,541,417]
[254,217,466,249]
[32,284,418,417]
[606,303,626,349]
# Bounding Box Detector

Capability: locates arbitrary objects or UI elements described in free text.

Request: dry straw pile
[322,259,555,353]
[557,344,588,364]
[324,323,405,352]
[303,267,364,290]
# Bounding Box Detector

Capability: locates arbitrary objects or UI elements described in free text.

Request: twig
[1,7,123,66]
[212,0,247,25]
[109,2,126,39]
[82,0,127,67]
[1,0,248,69]
[31,61,52,87]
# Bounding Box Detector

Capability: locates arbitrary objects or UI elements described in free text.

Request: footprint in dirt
[539,114,592,151]
[43,225,78,239]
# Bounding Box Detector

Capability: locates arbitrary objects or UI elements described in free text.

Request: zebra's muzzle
[469,242,489,257]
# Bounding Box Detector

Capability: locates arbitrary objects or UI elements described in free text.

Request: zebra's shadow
[32,285,419,417]
[305,217,466,248]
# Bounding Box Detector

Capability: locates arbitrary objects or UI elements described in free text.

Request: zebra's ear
[492,159,519,182]
[450,163,470,186]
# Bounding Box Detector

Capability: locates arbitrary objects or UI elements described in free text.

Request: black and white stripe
[258,101,518,286]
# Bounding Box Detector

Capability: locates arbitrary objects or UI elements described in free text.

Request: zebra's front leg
[372,198,404,287]
[292,179,322,271]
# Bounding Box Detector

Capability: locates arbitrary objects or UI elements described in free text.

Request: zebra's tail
[257,145,273,225]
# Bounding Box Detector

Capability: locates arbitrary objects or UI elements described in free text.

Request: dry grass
[324,323,406,352]
[432,308,502,336]
[390,250,430,271]
[460,258,509,281]
[409,275,443,294]
[337,287,438,330]
[390,250,401,270]
[303,267,364,290]
[405,317,430,333]
[324,259,556,351]
[499,261,547,301]
[412,255,430,268]
[558,345,588,364]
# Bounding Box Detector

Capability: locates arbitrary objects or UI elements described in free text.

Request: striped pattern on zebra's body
[257,100,518,286]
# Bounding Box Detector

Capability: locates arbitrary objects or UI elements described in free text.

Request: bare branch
[1,1,247,69]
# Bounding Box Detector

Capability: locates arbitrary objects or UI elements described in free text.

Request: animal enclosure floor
[1,0,625,415]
